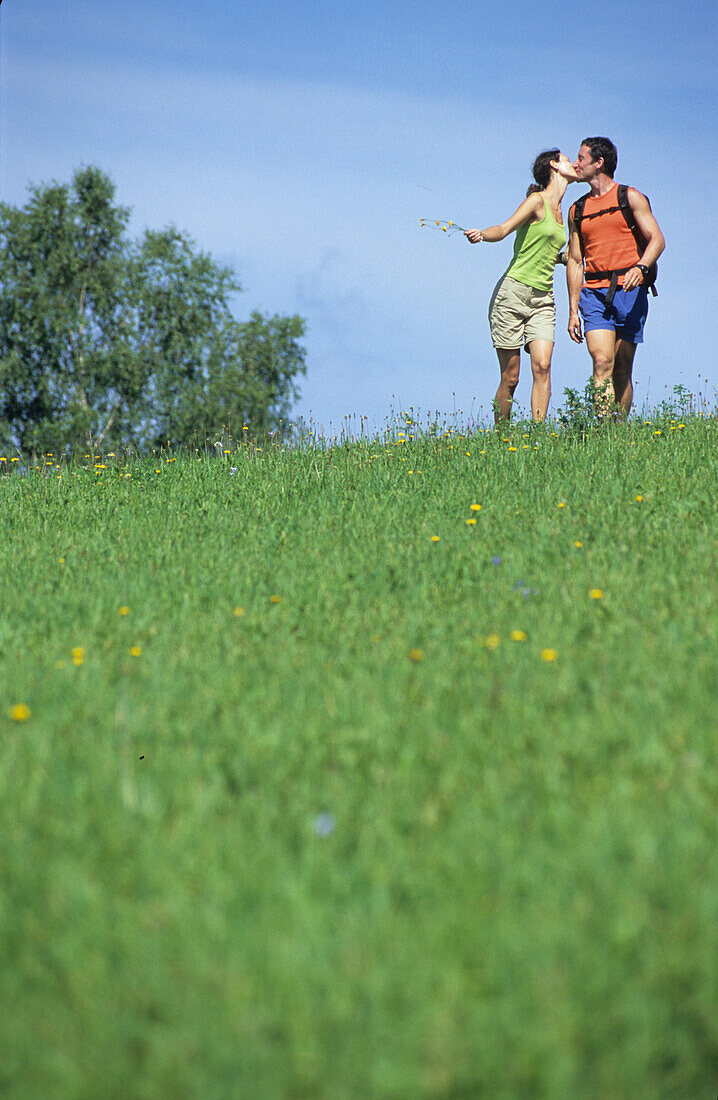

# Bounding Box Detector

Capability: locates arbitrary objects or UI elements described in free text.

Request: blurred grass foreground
[2,409,717,1097]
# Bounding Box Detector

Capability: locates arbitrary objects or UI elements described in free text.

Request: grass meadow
[2,410,717,1098]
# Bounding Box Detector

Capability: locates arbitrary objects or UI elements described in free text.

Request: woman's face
[554,153,579,180]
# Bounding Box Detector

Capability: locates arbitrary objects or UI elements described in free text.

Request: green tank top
[506,197,566,292]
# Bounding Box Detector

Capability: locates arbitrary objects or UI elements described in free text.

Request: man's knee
[614,346,636,381]
[591,353,614,378]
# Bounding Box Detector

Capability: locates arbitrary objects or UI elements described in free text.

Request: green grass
[2,414,717,1098]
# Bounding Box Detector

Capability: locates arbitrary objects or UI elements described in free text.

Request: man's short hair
[581,137,618,178]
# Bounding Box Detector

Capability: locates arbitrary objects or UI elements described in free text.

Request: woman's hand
[464,229,484,244]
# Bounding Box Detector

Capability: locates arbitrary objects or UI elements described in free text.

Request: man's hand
[622,265,644,293]
[464,229,483,244]
[568,312,583,343]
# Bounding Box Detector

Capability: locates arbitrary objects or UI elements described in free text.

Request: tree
[0,167,306,452]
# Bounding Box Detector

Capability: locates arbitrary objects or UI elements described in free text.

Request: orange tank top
[573,183,641,289]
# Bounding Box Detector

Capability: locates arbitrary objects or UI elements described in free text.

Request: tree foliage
[0,167,306,451]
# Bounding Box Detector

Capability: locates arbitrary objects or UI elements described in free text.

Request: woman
[465,150,577,422]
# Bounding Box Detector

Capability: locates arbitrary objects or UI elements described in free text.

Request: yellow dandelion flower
[635,494,643,502]
[10,703,31,722]
[574,541,583,548]
[484,633,500,649]
[508,446,517,452]
[557,502,566,508]
[589,589,604,600]
[654,430,662,435]
[269,595,282,603]
[129,645,142,657]
[409,648,425,662]
[466,518,477,526]
[119,605,130,615]
[510,630,527,642]
[233,606,245,617]
[470,503,482,511]
[540,648,558,662]
[59,557,65,564]
[430,535,440,542]
[71,647,85,666]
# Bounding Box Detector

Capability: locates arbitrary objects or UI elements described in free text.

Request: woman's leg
[527,339,553,420]
[494,348,521,423]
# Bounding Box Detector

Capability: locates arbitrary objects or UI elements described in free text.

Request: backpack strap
[570,192,590,257]
[617,184,658,296]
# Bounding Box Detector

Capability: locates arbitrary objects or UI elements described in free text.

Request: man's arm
[465,193,542,243]
[566,207,584,343]
[622,189,666,292]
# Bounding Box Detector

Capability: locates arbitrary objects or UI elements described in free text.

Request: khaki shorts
[488,274,556,350]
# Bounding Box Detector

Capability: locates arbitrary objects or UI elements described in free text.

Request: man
[566,137,665,415]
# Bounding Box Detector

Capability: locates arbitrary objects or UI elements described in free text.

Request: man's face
[574,144,600,181]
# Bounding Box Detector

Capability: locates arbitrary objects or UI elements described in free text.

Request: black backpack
[572,184,658,305]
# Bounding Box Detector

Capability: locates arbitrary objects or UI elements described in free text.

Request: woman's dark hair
[526,149,561,196]
[580,136,618,178]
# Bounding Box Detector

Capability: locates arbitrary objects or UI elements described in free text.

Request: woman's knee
[531,358,551,378]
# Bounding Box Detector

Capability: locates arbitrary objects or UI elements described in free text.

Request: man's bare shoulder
[626,186,651,210]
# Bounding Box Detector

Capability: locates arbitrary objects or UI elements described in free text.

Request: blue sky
[1,0,716,430]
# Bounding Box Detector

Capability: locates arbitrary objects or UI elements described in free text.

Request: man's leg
[494,348,521,422]
[612,338,638,417]
[527,340,553,421]
[585,329,618,414]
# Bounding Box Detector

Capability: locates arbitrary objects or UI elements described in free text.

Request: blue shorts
[579,285,649,344]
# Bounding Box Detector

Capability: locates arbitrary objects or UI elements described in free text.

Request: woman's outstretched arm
[464,193,543,244]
